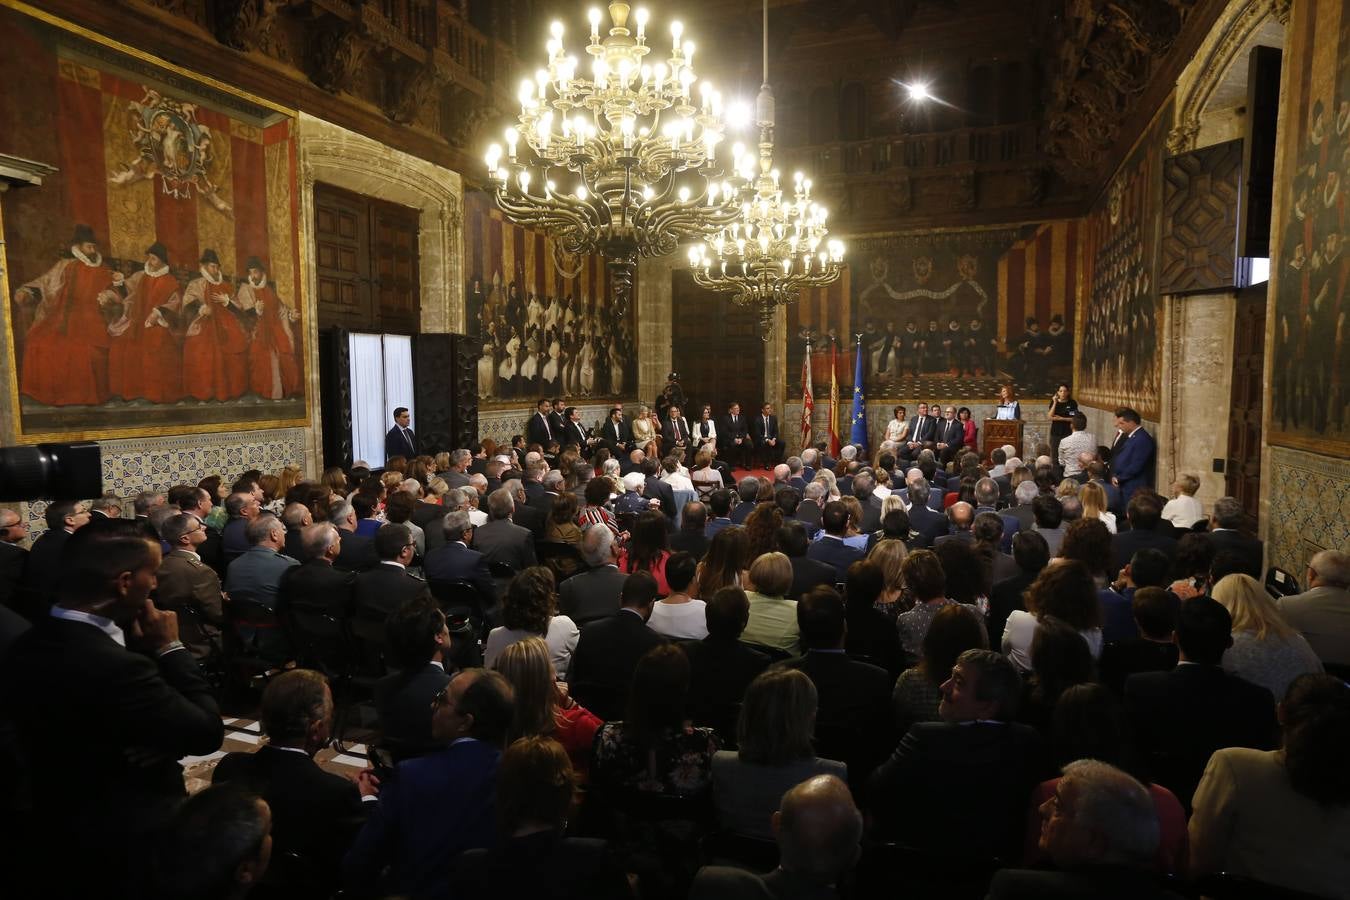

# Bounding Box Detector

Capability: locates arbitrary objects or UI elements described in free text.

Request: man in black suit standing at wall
[2,526,224,896]
[719,401,751,471]
[526,398,556,448]
[385,406,418,461]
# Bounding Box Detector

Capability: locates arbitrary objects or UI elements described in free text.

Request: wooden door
[671,269,765,419]
[314,183,421,334]
[1225,285,1265,518]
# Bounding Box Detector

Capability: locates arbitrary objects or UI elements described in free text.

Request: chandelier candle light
[685,0,845,336]
[484,2,746,313]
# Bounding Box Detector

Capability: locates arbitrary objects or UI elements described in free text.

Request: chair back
[489,560,517,579]
[672,488,697,528]
[429,579,486,622]
[1265,566,1300,599]
[536,540,589,582]
[287,605,350,675]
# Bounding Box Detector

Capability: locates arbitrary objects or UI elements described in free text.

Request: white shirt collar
[51,606,125,647]
[144,261,170,278]
[429,659,445,672]
[270,744,310,756]
[71,245,102,267]
[198,266,222,285]
[381,560,407,569]
[176,548,202,563]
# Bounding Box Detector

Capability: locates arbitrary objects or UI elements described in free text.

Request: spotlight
[906,81,931,102]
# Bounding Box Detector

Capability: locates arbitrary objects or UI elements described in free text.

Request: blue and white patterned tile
[1267,447,1350,574]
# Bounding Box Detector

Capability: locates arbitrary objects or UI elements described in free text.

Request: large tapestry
[0,3,306,440]
[1076,99,1171,421]
[1268,0,1350,455]
[788,222,1081,400]
[463,191,637,408]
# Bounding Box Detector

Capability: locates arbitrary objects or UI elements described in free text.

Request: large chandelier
[685,0,844,336]
[483,2,745,312]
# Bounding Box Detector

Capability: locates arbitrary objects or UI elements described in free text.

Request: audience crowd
[0,401,1347,900]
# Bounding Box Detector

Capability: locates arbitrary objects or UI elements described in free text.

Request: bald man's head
[948,501,974,531]
[772,775,862,883]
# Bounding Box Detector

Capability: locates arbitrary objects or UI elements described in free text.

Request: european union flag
[850,336,868,450]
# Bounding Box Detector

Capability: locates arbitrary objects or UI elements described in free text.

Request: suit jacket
[21,528,68,599]
[375,662,451,754]
[690,865,839,900]
[1279,585,1350,666]
[986,866,1187,900]
[511,499,546,539]
[547,409,567,435]
[282,527,307,563]
[424,541,498,603]
[935,418,964,449]
[719,414,749,448]
[385,424,418,460]
[0,540,28,609]
[279,558,356,621]
[214,744,368,882]
[870,720,1048,858]
[526,411,555,447]
[224,545,300,607]
[730,499,757,525]
[602,417,631,454]
[806,536,863,582]
[334,527,380,573]
[355,563,432,618]
[749,414,780,445]
[568,609,666,720]
[564,420,592,452]
[344,738,502,900]
[780,650,894,783]
[472,518,537,571]
[664,416,691,449]
[1099,638,1179,696]
[856,495,884,533]
[559,565,628,625]
[1110,428,1156,501]
[906,415,937,445]
[795,500,823,534]
[906,503,950,546]
[645,475,678,523]
[1124,663,1278,809]
[682,637,771,738]
[789,555,839,600]
[1111,527,1178,576]
[1204,530,1264,579]
[670,529,709,560]
[195,525,225,577]
[1,617,222,880]
[155,550,225,658]
[1005,503,1038,533]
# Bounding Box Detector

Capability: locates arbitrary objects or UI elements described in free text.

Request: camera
[0,442,103,502]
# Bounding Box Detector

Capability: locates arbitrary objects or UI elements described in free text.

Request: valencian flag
[850,334,868,450]
[828,339,841,457]
[800,341,814,449]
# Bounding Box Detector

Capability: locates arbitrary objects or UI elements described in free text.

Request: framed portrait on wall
[0,0,309,441]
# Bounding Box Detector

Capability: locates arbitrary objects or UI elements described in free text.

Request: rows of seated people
[0,435,1347,900]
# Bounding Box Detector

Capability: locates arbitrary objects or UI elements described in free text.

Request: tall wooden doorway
[670,270,765,419]
[1225,284,1266,518]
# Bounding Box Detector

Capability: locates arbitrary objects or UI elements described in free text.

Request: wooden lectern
[982,418,1023,461]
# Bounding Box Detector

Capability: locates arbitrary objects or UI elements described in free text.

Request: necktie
[673,419,681,441]
[543,414,552,440]
[764,416,769,436]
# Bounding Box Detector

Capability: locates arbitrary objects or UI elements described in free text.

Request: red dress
[182,277,249,401]
[107,270,182,403]
[19,257,114,405]
[245,282,301,399]
[962,418,978,450]
[554,702,603,782]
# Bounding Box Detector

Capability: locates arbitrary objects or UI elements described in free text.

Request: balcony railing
[781,122,1040,177]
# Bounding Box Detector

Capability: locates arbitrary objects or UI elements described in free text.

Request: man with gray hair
[1007,479,1041,532]
[691,774,863,898]
[471,486,535,571]
[225,513,298,612]
[786,456,808,491]
[905,478,947,547]
[558,524,627,625]
[987,760,1178,899]
[444,449,472,489]
[1205,496,1262,578]
[89,494,124,523]
[423,508,496,604]
[1278,549,1350,667]
[279,523,354,618]
[797,481,825,535]
[730,475,761,525]
[329,499,377,572]
[502,477,545,538]
[280,502,312,560]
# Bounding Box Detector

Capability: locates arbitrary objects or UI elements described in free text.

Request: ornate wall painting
[0,2,307,440]
[788,222,1081,400]
[1076,99,1173,421]
[462,191,638,409]
[1267,0,1350,456]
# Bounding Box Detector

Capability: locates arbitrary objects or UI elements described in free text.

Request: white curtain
[348,332,416,467]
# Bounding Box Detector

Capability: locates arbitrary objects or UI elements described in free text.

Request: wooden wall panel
[1160,140,1241,295]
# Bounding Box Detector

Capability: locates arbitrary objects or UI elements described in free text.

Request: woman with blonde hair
[493,637,603,780]
[837,496,869,551]
[1211,574,1322,698]
[629,403,660,457]
[1162,473,1205,530]
[691,447,723,499]
[740,551,799,654]
[433,451,451,473]
[868,538,908,614]
[276,464,303,500]
[1056,478,1081,500]
[321,465,349,498]
[1079,480,1117,533]
[711,669,846,838]
[813,469,839,502]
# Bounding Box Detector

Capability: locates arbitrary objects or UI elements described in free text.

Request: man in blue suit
[385,406,418,461]
[422,509,497,605]
[344,668,514,900]
[806,501,864,581]
[1109,407,1156,504]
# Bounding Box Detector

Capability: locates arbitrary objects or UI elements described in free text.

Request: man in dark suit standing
[423,509,499,606]
[567,571,665,720]
[547,397,568,436]
[781,586,894,783]
[526,398,556,447]
[280,523,356,618]
[869,649,1048,860]
[559,526,628,625]
[1,526,223,896]
[1108,407,1156,503]
[214,669,373,892]
[719,401,751,471]
[376,597,453,756]
[354,524,432,618]
[1124,596,1278,810]
[807,502,865,582]
[0,509,30,610]
[385,406,418,462]
[1203,496,1263,579]
[750,402,784,468]
[344,668,513,900]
